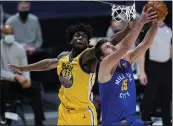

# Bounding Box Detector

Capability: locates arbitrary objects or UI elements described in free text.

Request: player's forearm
[142,22,158,47]
[20,59,53,72]
[120,20,144,50]
[111,25,131,45]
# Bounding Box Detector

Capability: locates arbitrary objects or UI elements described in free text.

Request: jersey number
[121,79,128,91]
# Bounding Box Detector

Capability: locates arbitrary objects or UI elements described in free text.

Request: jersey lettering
[115,74,125,85]
[121,79,128,91]
[59,63,74,88]
[120,79,130,99]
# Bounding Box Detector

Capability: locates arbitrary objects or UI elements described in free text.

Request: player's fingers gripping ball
[144,1,168,23]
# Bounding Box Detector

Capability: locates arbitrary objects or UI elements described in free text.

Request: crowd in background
[0,1,172,126]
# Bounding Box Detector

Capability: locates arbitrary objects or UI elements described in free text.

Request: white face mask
[4,35,15,44]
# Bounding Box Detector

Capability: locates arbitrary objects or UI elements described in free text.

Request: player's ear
[100,56,104,60]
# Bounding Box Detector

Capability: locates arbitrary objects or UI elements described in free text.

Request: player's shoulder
[57,51,70,60]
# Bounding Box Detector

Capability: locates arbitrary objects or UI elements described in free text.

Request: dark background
[0,1,172,91]
[1,1,172,50]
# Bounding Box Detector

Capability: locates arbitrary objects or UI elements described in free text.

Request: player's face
[71,31,89,50]
[100,42,117,59]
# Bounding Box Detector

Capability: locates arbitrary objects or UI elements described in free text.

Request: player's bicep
[125,42,148,64]
[46,58,58,69]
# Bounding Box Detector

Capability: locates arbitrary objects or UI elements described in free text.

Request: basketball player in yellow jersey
[8,23,136,125]
[57,48,97,125]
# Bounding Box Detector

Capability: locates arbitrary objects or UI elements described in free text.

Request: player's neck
[71,48,85,58]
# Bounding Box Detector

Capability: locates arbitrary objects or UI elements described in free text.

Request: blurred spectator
[138,21,172,125]
[0,25,45,125]
[5,1,43,56]
[106,20,127,38]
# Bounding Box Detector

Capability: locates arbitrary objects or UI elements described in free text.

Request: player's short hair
[94,39,108,60]
[66,23,93,43]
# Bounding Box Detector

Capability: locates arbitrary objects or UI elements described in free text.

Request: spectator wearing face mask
[0,25,45,125]
[5,1,43,56]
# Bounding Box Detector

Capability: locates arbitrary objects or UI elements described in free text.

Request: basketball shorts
[103,114,150,126]
[57,103,97,125]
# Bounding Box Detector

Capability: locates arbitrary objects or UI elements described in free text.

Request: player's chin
[75,45,87,50]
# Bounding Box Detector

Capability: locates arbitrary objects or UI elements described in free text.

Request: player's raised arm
[8,51,69,73]
[100,7,157,70]
[80,21,136,73]
[124,21,159,64]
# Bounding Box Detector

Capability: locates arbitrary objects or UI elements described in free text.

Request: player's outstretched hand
[7,64,22,74]
[140,7,157,24]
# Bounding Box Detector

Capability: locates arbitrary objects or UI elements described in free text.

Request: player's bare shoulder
[48,51,69,69]
[57,51,70,60]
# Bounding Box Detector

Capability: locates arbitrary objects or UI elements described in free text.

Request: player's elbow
[42,59,52,69]
[45,59,57,70]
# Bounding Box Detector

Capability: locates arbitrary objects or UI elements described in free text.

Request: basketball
[144,1,168,22]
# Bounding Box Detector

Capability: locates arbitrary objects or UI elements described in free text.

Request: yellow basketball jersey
[57,48,95,110]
